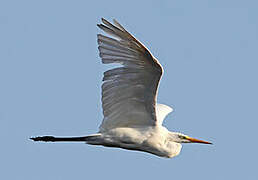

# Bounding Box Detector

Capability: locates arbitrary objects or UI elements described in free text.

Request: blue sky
[1,0,258,179]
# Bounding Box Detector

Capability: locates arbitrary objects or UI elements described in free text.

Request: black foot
[30,136,56,142]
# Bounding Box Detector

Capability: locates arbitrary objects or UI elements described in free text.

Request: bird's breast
[101,126,181,158]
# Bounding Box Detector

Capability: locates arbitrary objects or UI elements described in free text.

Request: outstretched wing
[97,18,163,131]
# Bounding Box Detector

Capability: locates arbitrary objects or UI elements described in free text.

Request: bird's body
[86,126,182,158]
[31,18,211,158]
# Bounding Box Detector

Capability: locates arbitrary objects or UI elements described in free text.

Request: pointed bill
[186,136,212,144]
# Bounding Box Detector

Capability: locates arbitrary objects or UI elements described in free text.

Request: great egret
[31,18,212,158]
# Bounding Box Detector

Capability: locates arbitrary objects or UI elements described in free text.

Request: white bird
[31,18,212,158]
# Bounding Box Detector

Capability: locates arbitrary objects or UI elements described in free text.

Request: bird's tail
[30,134,102,143]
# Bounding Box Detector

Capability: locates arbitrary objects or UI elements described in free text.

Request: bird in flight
[31,18,212,158]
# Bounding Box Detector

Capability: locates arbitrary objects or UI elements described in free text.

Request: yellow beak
[186,136,212,144]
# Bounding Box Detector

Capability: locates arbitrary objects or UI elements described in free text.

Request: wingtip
[97,24,105,31]
[101,18,118,26]
[98,17,106,27]
[101,17,108,24]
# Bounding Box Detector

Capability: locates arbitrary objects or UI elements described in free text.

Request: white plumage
[97,18,163,131]
[31,18,212,158]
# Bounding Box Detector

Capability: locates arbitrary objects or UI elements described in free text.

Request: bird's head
[169,132,212,144]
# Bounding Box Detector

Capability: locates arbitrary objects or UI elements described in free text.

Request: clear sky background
[1,0,258,179]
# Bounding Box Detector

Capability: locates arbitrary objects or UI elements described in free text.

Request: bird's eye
[178,135,186,139]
